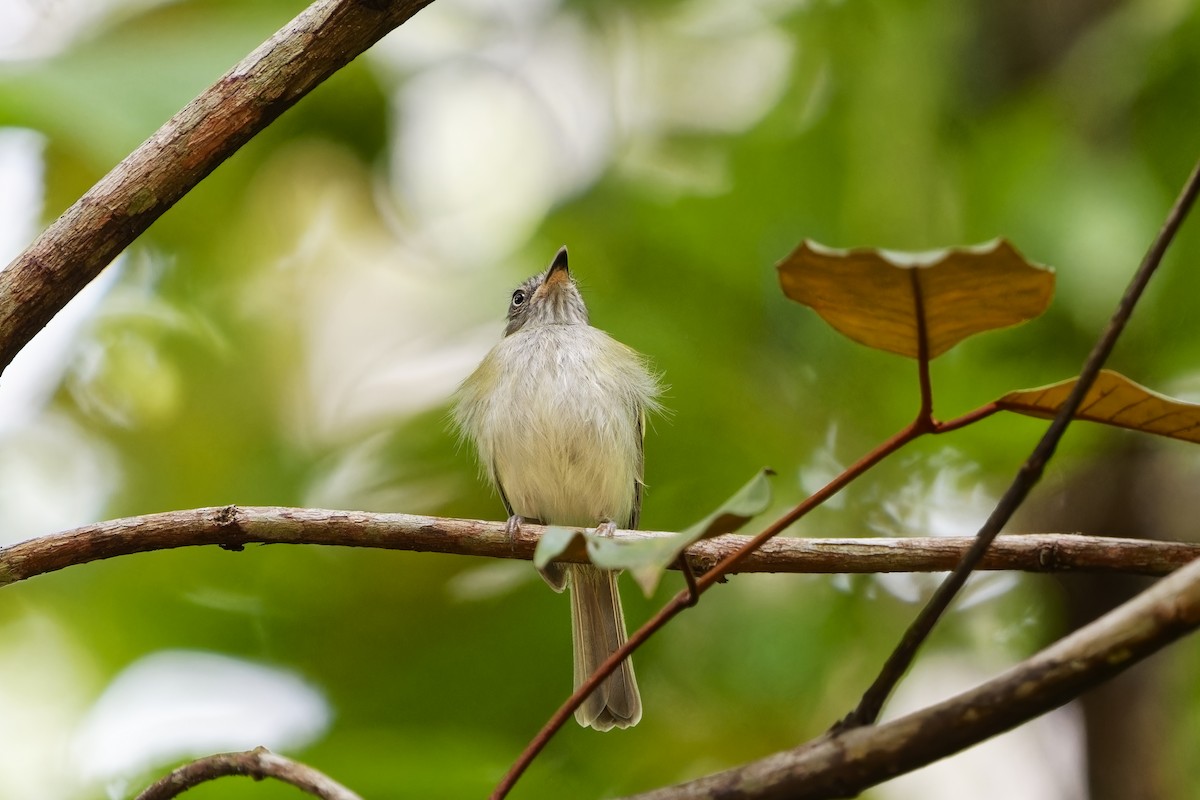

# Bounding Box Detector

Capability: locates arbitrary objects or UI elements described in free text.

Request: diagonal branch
[0,0,432,376]
[135,746,361,800]
[621,551,1200,800]
[3,506,1195,588]
[843,156,1200,728]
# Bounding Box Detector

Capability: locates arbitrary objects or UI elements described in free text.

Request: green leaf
[533,526,581,570]
[582,469,774,596]
[676,468,775,543]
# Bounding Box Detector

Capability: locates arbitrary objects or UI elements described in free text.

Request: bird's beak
[544,246,570,289]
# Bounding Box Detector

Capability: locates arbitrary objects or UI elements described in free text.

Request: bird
[453,246,662,730]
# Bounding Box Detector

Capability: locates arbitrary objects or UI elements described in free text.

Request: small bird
[453,246,661,730]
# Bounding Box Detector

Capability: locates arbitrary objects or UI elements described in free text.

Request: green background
[2,0,1199,798]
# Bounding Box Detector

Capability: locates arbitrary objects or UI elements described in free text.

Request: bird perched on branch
[453,246,662,730]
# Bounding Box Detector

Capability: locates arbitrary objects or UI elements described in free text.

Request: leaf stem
[934,402,1001,434]
[911,269,936,424]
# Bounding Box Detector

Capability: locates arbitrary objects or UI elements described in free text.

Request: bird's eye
[511,289,527,307]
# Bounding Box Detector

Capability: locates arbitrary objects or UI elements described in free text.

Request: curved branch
[0,0,432,375]
[1,505,1195,588]
[135,747,360,800]
[621,552,1200,800]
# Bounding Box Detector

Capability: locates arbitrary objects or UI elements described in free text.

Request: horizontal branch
[2,505,1195,588]
[135,746,360,800]
[0,0,432,375]
[623,550,1200,800]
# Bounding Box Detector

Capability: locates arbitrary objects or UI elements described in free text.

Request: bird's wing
[495,461,568,591]
[629,406,645,530]
[493,464,516,518]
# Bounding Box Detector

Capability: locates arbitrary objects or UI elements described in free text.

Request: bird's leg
[594,519,618,538]
[676,554,700,607]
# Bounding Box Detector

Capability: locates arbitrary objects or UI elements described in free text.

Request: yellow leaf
[998,370,1200,444]
[777,239,1054,359]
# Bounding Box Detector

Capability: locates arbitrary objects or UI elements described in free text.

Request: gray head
[504,246,590,336]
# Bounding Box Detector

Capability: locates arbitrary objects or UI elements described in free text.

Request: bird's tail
[569,563,642,730]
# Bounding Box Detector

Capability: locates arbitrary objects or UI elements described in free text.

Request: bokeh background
[2,0,1200,798]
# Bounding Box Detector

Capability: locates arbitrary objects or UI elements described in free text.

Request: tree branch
[135,746,361,800]
[621,551,1200,800]
[2,505,1195,588]
[0,0,432,376]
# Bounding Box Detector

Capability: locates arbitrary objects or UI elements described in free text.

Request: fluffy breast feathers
[453,324,661,528]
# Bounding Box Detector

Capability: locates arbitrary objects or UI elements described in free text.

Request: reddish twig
[842,156,1200,729]
[910,268,936,424]
[933,401,1001,434]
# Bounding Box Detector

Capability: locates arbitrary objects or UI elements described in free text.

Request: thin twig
[933,401,1001,434]
[0,0,432,376]
[4,506,1193,590]
[135,747,361,800]
[843,157,1200,729]
[620,551,1200,800]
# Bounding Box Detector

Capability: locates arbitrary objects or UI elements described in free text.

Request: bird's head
[504,246,589,336]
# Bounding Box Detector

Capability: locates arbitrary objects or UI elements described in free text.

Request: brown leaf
[777,239,1054,359]
[997,369,1200,444]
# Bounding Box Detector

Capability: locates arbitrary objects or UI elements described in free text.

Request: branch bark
[620,551,1200,800]
[0,0,432,376]
[135,747,361,800]
[1,505,1195,588]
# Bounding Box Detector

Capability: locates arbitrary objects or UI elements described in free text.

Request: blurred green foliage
[2,0,1200,798]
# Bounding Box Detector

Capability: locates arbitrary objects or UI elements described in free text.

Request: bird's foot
[504,514,525,542]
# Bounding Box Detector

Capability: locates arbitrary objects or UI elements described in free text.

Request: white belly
[461,324,651,528]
